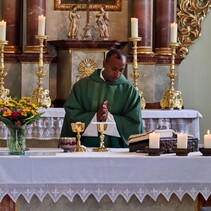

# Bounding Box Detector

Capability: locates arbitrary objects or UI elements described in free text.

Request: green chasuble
[61,69,143,148]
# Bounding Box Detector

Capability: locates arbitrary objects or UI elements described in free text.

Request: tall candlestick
[204,130,211,148]
[0,20,6,41]
[131,18,138,38]
[31,35,51,108]
[38,15,46,36]
[177,133,188,149]
[170,22,178,43]
[149,132,160,149]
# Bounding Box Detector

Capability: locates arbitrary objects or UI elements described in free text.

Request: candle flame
[207,130,210,134]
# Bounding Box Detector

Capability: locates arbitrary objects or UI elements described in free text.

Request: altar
[0,148,209,211]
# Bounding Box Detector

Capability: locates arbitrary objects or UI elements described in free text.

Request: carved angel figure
[68,5,80,39]
[96,6,110,39]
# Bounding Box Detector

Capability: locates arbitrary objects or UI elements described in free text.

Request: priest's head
[103,49,126,82]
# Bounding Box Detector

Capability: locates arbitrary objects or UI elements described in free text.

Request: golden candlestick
[160,42,183,110]
[31,35,51,108]
[0,40,10,100]
[71,122,87,152]
[93,123,108,152]
[129,37,146,109]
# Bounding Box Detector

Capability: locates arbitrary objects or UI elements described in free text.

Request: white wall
[178,12,211,142]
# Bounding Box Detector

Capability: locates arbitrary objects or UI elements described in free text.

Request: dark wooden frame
[54,0,122,11]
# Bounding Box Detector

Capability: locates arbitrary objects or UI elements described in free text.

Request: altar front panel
[0,148,210,205]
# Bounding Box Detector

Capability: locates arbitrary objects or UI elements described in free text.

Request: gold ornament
[160,43,183,110]
[31,35,51,108]
[129,37,146,109]
[78,58,97,79]
[177,0,210,57]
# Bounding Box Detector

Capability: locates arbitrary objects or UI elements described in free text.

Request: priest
[61,49,143,148]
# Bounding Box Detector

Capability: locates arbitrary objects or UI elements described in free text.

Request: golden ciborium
[71,122,87,152]
[93,123,108,152]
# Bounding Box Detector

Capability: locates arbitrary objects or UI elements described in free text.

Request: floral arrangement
[0,96,43,128]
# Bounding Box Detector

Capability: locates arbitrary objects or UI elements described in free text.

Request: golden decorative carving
[54,0,122,11]
[78,58,97,80]
[177,0,210,57]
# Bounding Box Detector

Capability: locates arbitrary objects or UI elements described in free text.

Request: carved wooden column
[2,0,21,53]
[154,0,176,55]
[132,0,154,54]
[24,0,46,53]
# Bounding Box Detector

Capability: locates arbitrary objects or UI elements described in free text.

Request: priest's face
[103,54,126,82]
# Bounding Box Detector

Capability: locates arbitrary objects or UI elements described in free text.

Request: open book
[128,129,176,144]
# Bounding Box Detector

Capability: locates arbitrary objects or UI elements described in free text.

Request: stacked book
[128,129,198,153]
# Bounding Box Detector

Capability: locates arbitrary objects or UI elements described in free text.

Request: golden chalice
[93,123,108,152]
[71,122,87,152]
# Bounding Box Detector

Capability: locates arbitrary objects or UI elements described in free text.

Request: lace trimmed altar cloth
[0,148,210,203]
[0,108,202,140]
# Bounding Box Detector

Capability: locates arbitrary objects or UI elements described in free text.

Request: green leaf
[0,116,14,127]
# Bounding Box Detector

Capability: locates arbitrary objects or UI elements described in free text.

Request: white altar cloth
[0,108,202,140]
[0,148,210,203]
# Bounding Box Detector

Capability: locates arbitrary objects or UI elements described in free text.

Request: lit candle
[131,18,138,38]
[149,132,160,149]
[0,20,6,41]
[38,15,46,36]
[204,130,211,148]
[177,133,188,149]
[170,22,177,43]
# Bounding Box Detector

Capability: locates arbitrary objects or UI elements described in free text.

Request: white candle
[204,130,211,148]
[170,22,177,43]
[0,20,6,41]
[149,132,160,149]
[131,18,138,38]
[177,133,188,149]
[38,15,46,36]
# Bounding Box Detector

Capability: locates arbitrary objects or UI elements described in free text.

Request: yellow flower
[2,109,12,117]
[20,110,28,117]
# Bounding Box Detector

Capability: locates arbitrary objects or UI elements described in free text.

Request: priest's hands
[97,100,108,122]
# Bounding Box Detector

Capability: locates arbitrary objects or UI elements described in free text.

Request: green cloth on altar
[61,69,143,148]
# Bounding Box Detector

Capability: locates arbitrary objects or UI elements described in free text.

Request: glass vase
[7,125,26,155]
